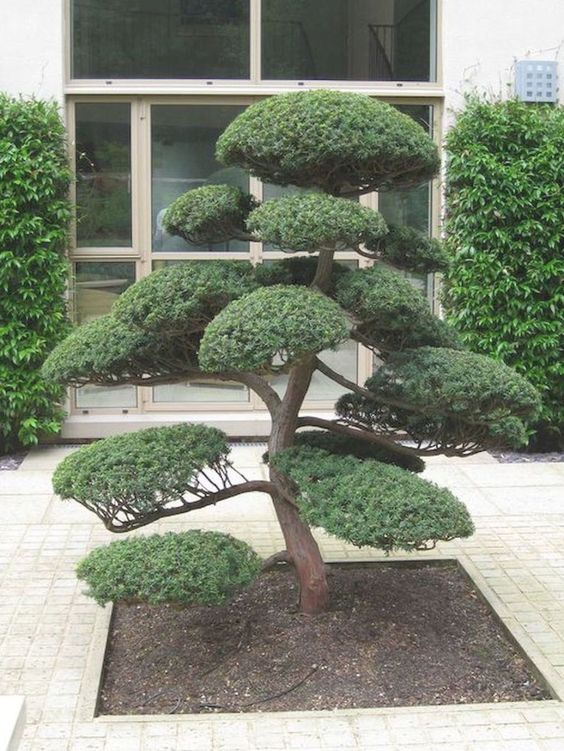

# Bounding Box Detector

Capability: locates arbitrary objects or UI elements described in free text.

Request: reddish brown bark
[263,248,338,615]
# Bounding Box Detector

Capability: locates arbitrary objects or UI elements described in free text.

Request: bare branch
[96,480,275,533]
[262,550,293,571]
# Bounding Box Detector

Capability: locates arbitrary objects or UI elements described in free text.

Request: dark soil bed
[98,563,549,715]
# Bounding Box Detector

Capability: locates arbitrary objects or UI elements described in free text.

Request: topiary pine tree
[43,91,541,615]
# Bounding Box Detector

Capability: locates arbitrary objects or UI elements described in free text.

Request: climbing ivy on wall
[0,95,72,451]
[443,97,564,449]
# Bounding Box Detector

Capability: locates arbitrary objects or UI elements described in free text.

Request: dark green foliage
[293,430,425,473]
[338,347,541,451]
[113,260,257,333]
[336,265,461,352]
[44,262,260,386]
[443,98,564,445]
[163,185,257,245]
[216,91,440,194]
[374,225,450,274]
[42,315,164,386]
[54,424,230,519]
[247,193,387,252]
[199,285,349,373]
[76,531,262,606]
[272,447,474,552]
[254,256,351,292]
[0,95,72,450]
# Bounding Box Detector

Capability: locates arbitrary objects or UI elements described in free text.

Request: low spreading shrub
[76,531,262,606]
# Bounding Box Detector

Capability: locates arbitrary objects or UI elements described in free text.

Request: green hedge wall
[0,96,72,451]
[443,98,564,449]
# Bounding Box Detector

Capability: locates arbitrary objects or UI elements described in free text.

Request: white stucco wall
[0,0,65,103]
[443,0,564,120]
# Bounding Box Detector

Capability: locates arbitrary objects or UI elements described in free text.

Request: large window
[69,98,438,414]
[70,0,437,83]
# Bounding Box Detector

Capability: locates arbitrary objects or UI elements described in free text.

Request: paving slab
[1,448,563,750]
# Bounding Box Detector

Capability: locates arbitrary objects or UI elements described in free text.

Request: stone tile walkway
[0,444,563,750]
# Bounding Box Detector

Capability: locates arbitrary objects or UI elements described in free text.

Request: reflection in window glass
[74,262,136,324]
[378,105,432,235]
[151,260,250,403]
[76,103,132,248]
[72,0,250,79]
[270,340,358,402]
[262,0,434,81]
[73,260,137,409]
[76,385,138,409]
[152,105,249,252]
[153,381,249,404]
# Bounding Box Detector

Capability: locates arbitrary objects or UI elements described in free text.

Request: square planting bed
[92,560,553,716]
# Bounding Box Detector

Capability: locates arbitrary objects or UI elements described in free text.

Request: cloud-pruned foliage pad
[216,91,440,194]
[374,225,450,274]
[247,193,387,253]
[76,531,262,606]
[254,256,351,292]
[199,285,349,373]
[42,315,163,386]
[336,265,461,352]
[54,424,231,524]
[338,347,541,451]
[272,447,474,552]
[163,185,257,245]
[113,260,257,333]
[293,430,425,473]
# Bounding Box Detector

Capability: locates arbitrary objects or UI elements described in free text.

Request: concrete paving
[0,444,563,750]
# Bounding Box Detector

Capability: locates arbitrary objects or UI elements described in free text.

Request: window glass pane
[270,340,358,402]
[153,381,249,404]
[76,385,138,409]
[75,103,132,248]
[73,260,137,408]
[378,105,433,235]
[268,261,358,401]
[262,0,434,82]
[152,105,249,253]
[74,262,136,324]
[151,260,250,403]
[72,0,250,79]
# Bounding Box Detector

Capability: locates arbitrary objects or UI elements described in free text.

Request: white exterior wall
[443,0,564,119]
[0,0,65,103]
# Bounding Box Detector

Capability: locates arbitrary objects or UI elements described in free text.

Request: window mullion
[250,0,261,84]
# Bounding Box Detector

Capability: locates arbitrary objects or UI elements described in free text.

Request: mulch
[98,562,549,716]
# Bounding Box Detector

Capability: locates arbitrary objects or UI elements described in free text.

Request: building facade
[1,0,563,439]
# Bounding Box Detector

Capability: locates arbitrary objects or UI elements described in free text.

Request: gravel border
[0,453,27,471]
[491,451,564,464]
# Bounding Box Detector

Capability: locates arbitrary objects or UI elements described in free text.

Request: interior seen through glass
[152,105,249,253]
[263,0,434,82]
[73,101,434,408]
[72,0,250,79]
[75,103,132,248]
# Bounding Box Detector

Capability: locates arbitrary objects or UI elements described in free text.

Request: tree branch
[237,373,282,415]
[314,357,424,413]
[100,481,275,533]
[295,416,422,458]
[261,550,293,571]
